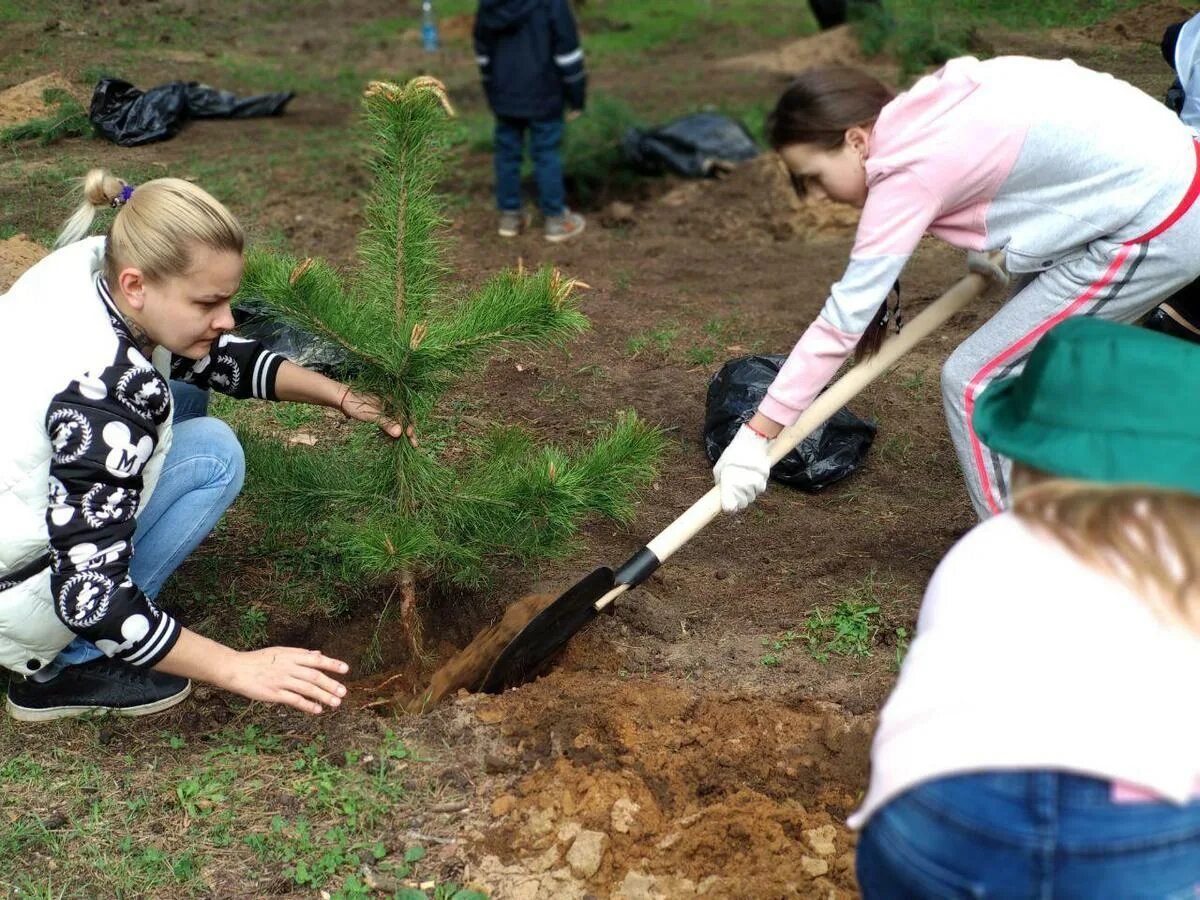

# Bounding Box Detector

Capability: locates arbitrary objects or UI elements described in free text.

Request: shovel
[480,270,993,693]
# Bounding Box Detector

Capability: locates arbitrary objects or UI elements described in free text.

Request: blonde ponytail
[55,168,129,248]
[53,168,243,283]
[1011,463,1200,636]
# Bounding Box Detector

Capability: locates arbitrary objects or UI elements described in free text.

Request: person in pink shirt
[713,58,1200,519]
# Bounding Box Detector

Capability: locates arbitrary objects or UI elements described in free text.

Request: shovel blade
[479,566,615,693]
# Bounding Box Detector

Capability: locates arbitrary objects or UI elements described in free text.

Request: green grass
[0,725,475,898]
[803,570,890,663]
[366,0,812,59]
[0,89,93,148]
[856,0,1159,77]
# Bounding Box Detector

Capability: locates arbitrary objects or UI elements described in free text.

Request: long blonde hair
[55,168,243,284]
[1010,463,1200,635]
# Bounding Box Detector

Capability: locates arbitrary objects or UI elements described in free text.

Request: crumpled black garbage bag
[89,78,294,147]
[704,354,877,492]
[621,112,759,178]
[233,302,350,378]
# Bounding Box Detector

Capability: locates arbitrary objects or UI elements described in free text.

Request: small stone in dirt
[509,880,541,900]
[529,845,562,873]
[557,820,581,844]
[361,864,402,893]
[527,805,557,837]
[610,796,640,834]
[697,875,719,895]
[484,751,517,774]
[805,823,838,857]
[601,201,636,228]
[801,855,830,878]
[615,870,661,900]
[566,830,608,878]
[475,705,506,724]
[655,831,680,850]
[490,794,517,818]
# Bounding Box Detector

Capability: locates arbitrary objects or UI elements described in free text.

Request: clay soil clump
[0,73,80,128]
[0,234,48,292]
[459,671,875,898]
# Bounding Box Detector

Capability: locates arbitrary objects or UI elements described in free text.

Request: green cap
[972,316,1200,496]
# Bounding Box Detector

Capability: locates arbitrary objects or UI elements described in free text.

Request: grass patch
[803,570,890,663]
[0,89,93,148]
[856,0,1160,78]
[0,724,473,898]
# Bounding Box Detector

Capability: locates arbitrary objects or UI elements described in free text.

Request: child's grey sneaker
[544,210,586,243]
[497,210,526,238]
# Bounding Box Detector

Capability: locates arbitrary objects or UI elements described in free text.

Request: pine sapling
[234,77,664,657]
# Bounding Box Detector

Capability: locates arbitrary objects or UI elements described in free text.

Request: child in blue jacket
[474,0,587,242]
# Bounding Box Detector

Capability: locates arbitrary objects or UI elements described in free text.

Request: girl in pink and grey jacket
[713,57,1200,519]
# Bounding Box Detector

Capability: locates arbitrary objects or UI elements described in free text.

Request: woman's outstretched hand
[339,388,418,447]
[223,647,350,715]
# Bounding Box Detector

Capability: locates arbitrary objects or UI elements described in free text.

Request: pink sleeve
[758,317,861,427]
[757,172,942,428]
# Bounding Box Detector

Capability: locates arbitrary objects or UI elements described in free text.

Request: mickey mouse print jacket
[0,237,283,674]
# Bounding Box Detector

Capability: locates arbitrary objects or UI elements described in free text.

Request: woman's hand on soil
[339,388,418,446]
[713,423,772,513]
[224,647,351,715]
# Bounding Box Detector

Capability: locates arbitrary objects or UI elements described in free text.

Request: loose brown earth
[0,4,1180,896]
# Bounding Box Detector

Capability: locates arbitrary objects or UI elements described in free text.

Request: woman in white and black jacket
[0,170,413,721]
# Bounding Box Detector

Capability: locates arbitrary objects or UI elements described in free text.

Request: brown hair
[768,67,895,361]
[766,66,895,155]
[55,168,243,285]
[1011,463,1200,636]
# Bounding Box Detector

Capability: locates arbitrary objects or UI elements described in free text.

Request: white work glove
[966,250,1008,289]
[713,424,771,513]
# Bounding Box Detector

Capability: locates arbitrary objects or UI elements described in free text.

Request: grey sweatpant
[941,167,1200,519]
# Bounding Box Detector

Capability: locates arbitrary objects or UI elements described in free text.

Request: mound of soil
[459,671,874,898]
[1079,2,1192,45]
[658,154,860,245]
[718,24,867,76]
[0,73,80,128]
[0,234,47,291]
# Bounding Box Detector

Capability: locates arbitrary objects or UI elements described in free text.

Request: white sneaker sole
[497,226,520,238]
[6,680,193,722]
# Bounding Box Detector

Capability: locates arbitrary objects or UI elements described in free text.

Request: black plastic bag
[89,78,294,147]
[233,303,350,378]
[704,355,877,492]
[621,113,759,178]
[809,0,881,30]
[1144,276,1200,345]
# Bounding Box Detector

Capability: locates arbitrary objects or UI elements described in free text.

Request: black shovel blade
[479,566,615,693]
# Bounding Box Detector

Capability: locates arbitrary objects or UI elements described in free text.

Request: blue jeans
[494,115,566,217]
[47,383,243,675]
[857,771,1200,898]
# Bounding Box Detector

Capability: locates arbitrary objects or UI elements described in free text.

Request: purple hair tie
[111,184,135,208]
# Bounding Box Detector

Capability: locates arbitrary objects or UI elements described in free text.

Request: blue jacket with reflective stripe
[474,0,586,120]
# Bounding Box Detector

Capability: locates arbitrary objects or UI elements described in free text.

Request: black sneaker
[6,657,192,722]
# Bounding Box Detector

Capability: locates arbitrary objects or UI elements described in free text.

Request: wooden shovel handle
[644,271,991,565]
